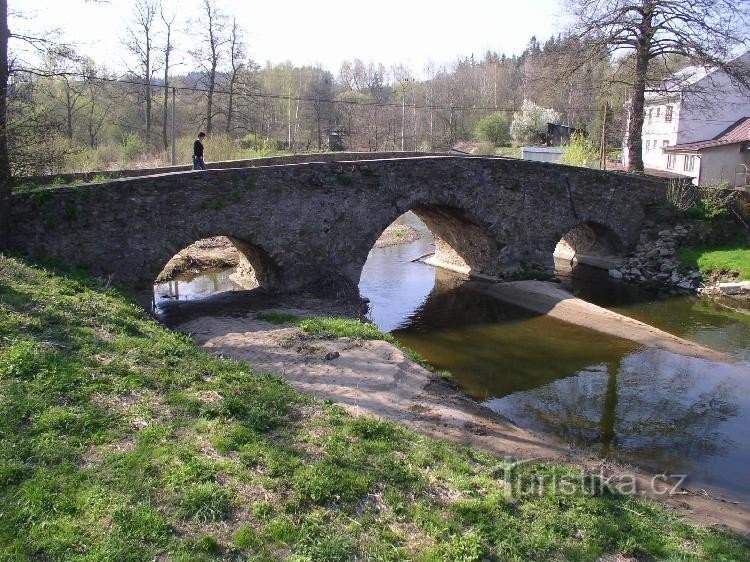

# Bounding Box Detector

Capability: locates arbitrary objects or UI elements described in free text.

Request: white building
[623,51,750,186]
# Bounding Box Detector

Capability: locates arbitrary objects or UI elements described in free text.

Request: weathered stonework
[6,154,665,298]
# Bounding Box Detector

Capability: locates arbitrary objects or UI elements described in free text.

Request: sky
[12,0,565,76]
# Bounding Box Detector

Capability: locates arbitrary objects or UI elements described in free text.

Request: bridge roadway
[6,152,664,298]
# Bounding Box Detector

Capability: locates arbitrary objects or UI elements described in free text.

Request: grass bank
[677,245,750,281]
[1,256,748,561]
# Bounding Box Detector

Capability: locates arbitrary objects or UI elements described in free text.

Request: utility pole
[171,87,177,166]
[599,101,608,170]
[401,86,406,151]
[287,86,292,150]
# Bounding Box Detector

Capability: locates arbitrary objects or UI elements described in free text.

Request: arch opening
[554,221,624,272]
[357,206,504,331]
[411,205,505,278]
[153,235,280,306]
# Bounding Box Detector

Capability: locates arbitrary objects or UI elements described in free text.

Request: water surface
[359,225,750,503]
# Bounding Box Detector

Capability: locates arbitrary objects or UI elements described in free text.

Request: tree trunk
[626,9,653,173]
[162,34,170,151]
[145,43,152,144]
[65,87,74,139]
[0,0,10,247]
[206,64,216,134]
[225,76,235,134]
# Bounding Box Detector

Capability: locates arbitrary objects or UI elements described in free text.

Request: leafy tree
[510,100,561,145]
[565,0,750,173]
[474,112,510,146]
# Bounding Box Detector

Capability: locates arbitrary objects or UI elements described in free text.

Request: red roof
[663,117,750,153]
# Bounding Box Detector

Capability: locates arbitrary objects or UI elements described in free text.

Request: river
[153,212,750,504]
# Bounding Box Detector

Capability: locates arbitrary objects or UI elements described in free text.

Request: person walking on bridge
[193,132,207,170]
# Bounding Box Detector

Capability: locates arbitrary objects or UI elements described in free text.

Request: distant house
[663,117,750,187]
[623,51,750,186]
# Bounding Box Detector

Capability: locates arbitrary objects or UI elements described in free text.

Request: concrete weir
[466,279,735,363]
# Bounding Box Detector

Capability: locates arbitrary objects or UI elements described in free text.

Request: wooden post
[599,101,609,170]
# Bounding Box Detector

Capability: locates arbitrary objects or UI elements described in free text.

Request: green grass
[255,311,301,325]
[677,246,750,281]
[0,256,748,560]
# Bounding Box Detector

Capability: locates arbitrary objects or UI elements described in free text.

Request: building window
[684,155,695,172]
[656,107,661,117]
[645,140,651,150]
[667,154,676,169]
[665,105,673,122]
[662,140,669,148]
[648,109,653,124]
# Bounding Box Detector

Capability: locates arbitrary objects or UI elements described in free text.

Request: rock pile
[608,223,704,291]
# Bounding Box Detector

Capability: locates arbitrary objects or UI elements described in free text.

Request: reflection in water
[487,349,748,500]
[360,238,750,502]
[359,212,436,332]
[152,268,242,309]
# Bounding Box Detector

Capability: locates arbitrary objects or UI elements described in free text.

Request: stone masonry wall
[6,155,665,298]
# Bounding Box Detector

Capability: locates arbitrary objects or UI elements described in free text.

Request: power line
[17,67,606,114]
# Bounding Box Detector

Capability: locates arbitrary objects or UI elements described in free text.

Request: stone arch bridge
[6,154,664,298]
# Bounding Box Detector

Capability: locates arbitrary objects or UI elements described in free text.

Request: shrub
[697,181,735,220]
[120,133,146,162]
[474,112,511,146]
[560,131,599,168]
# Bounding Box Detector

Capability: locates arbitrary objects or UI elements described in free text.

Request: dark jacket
[193,139,204,158]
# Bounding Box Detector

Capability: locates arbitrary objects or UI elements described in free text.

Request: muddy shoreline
[160,287,750,534]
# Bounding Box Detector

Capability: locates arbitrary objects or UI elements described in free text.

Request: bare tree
[224,18,246,134]
[0,0,9,245]
[566,0,750,173]
[124,0,159,144]
[190,0,229,135]
[160,5,175,151]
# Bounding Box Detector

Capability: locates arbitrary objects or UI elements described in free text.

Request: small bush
[697,181,735,220]
[561,131,599,168]
[475,112,511,146]
[120,133,146,162]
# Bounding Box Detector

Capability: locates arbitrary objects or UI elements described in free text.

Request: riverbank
[2,255,749,559]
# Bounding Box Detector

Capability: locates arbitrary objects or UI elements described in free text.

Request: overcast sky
[13,0,565,76]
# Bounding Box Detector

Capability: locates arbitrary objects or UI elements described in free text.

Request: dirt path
[175,309,750,534]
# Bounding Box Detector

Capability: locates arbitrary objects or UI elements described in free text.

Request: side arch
[553,221,625,269]
[148,235,282,292]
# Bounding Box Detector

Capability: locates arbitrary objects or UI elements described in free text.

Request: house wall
[624,51,750,170]
[678,63,750,144]
[699,144,749,185]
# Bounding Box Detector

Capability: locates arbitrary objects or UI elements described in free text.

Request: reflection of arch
[152,235,281,293]
[554,221,624,268]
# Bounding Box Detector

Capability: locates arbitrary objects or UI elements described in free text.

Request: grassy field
[677,246,750,281]
[1,256,748,561]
